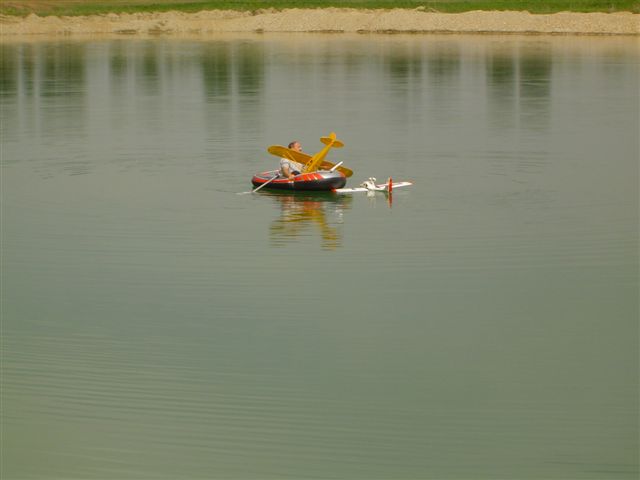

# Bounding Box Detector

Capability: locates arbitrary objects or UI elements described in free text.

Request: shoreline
[1,9,639,36]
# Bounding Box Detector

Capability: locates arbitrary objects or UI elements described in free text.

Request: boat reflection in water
[263,191,353,250]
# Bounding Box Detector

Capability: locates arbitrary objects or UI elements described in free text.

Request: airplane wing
[267,145,312,164]
[267,145,353,178]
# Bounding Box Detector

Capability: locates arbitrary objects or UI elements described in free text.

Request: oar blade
[320,160,353,177]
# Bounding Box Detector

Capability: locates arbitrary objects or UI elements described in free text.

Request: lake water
[1,33,638,479]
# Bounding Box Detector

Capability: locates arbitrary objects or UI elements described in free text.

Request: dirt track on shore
[1,9,638,36]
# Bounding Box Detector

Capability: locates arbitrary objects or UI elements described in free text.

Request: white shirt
[280,157,304,175]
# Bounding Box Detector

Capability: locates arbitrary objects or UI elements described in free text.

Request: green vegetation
[1,0,638,16]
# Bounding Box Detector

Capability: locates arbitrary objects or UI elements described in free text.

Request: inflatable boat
[252,132,351,192]
[251,170,347,191]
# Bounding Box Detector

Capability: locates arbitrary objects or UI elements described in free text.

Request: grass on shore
[1,0,639,16]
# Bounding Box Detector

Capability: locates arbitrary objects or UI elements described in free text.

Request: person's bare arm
[282,165,295,180]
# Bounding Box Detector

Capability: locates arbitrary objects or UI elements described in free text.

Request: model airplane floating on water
[334,177,413,194]
[250,132,412,193]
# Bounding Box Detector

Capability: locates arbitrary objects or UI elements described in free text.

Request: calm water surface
[1,34,638,479]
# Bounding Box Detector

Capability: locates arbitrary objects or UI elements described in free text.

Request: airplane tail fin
[321,137,344,148]
[320,133,344,148]
[305,132,345,173]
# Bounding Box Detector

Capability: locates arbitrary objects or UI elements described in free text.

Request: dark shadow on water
[485,41,552,133]
[1,41,86,99]
[261,190,353,251]
[385,44,423,86]
[0,44,18,96]
[202,41,231,100]
[486,46,517,131]
[109,41,129,91]
[427,42,461,84]
[136,42,160,93]
[519,42,552,131]
[235,42,264,97]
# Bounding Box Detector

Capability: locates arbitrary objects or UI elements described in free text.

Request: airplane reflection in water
[264,191,353,250]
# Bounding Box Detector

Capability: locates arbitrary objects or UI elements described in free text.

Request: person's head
[288,141,302,152]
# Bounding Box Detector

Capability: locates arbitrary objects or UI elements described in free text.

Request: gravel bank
[1,9,638,36]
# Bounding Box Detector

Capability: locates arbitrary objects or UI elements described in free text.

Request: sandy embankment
[0,8,638,36]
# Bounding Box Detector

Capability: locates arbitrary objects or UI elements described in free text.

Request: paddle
[252,172,280,193]
[330,161,344,172]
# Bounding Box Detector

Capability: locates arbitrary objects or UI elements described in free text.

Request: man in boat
[280,141,306,180]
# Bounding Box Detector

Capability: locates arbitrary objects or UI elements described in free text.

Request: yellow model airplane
[267,132,353,178]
